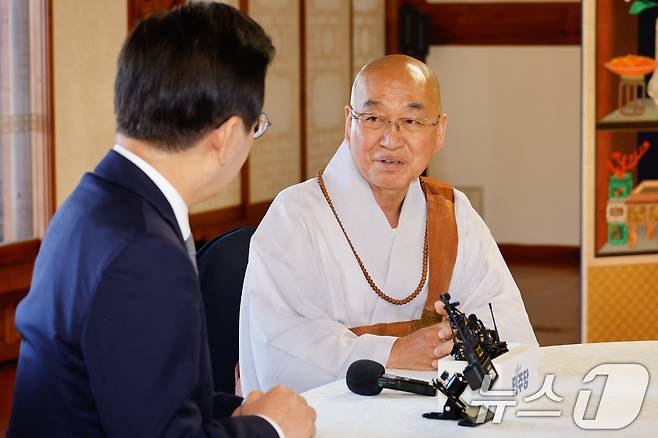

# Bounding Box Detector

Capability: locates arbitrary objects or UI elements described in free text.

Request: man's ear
[210,116,241,166]
[433,114,448,154]
[344,105,353,144]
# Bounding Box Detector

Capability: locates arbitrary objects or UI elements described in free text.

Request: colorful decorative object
[608,172,634,199]
[627,0,658,15]
[606,140,651,179]
[606,198,627,223]
[608,223,629,245]
[606,173,633,244]
[606,198,628,245]
[625,180,658,248]
[605,55,655,115]
[605,140,652,245]
[605,54,656,78]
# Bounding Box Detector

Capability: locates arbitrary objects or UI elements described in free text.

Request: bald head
[350,55,441,114]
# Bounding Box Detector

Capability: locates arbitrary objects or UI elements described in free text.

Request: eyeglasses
[253,112,271,139]
[215,113,272,139]
[349,106,444,133]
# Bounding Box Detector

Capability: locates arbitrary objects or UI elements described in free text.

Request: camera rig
[423,293,508,427]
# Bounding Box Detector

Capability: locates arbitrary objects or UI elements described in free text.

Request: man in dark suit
[8,3,315,437]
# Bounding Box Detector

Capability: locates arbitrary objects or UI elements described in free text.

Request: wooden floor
[0,260,580,435]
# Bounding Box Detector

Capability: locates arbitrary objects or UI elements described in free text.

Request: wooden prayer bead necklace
[317,169,428,305]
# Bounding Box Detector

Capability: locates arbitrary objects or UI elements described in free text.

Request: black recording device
[424,293,508,427]
[441,293,507,390]
[346,359,436,397]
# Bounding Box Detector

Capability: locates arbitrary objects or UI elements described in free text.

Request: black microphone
[346,359,437,396]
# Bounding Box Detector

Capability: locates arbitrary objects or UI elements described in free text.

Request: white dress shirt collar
[112,144,191,241]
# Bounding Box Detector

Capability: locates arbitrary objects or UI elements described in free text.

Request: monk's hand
[238,385,316,438]
[387,322,444,370]
[433,300,455,366]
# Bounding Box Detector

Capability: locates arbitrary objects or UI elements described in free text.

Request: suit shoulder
[35,173,183,295]
[57,172,176,244]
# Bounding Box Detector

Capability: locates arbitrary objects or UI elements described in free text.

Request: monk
[239,55,536,393]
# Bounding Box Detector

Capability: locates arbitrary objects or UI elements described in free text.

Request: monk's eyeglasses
[349,106,444,133]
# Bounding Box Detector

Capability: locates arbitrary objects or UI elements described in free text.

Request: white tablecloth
[302,341,658,437]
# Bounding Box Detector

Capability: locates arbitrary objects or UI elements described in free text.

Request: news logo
[471,363,649,429]
[573,363,648,430]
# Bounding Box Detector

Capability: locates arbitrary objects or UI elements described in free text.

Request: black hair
[114,2,275,151]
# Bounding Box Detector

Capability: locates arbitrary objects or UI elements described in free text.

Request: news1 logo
[511,364,529,395]
[573,363,648,430]
[474,363,649,429]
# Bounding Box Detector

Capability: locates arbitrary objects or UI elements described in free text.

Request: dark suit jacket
[8,150,276,438]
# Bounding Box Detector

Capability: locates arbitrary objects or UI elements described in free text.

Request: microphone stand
[423,371,494,427]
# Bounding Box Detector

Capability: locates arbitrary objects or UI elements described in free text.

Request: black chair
[196,226,256,395]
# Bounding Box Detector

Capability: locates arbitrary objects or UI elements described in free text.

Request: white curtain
[0,0,52,243]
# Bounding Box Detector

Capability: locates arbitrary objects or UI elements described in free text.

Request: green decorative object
[608,223,628,245]
[629,0,658,15]
[608,172,633,199]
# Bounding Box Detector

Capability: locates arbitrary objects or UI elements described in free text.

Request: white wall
[427,46,581,245]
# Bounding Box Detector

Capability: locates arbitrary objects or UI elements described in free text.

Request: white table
[303,341,658,437]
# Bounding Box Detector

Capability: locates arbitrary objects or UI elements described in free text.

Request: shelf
[598,229,658,256]
[596,98,658,131]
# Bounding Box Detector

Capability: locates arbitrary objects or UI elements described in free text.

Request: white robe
[239,141,536,394]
